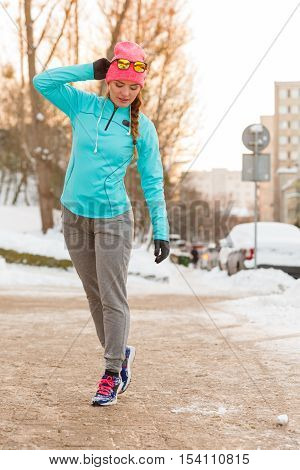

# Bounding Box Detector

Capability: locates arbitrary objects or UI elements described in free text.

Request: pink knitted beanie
[105,41,147,89]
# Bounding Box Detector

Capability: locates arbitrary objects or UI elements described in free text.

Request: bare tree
[24,0,74,233]
[98,0,200,169]
[92,0,202,242]
[2,0,202,240]
[74,0,79,63]
[12,0,30,205]
[94,0,133,96]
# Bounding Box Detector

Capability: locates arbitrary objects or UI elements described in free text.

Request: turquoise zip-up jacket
[32,63,169,241]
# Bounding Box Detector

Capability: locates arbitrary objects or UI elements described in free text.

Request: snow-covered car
[218,238,231,270]
[224,222,300,278]
[169,233,181,248]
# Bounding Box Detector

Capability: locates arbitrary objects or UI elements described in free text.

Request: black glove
[93,58,111,80]
[154,239,170,264]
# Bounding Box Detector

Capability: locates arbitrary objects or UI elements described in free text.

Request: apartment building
[182,168,254,213]
[273,82,300,222]
[258,115,275,221]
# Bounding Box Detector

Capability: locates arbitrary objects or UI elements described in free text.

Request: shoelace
[96,375,117,396]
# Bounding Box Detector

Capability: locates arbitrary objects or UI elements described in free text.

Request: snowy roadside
[1,205,299,338]
[0,247,297,295]
[212,278,300,342]
[0,205,170,282]
[0,205,297,291]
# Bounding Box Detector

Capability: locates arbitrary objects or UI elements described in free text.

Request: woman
[33,41,170,406]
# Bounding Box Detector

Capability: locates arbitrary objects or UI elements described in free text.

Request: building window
[290,88,300,99]
[279,135,288,145]
[291,135,300,144]
[291,120,300,129]
[279,120,288,129]
[279,89,288,99]
[291,150,300,160]
[279,105,288,114]
[279,150,288,160]
[290,104,300,114]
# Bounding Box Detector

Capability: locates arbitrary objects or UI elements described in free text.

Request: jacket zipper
[104,105,118,131]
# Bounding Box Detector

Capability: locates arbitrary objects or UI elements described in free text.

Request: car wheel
[226,261,231,276]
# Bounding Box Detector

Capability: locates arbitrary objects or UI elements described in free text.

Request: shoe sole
[91,380,123,406]
[119,346,136,395]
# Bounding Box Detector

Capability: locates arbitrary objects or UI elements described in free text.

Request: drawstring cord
[94,98,132,154]
[93,97,107,154]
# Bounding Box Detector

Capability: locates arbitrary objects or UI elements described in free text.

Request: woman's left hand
[154,239,170,264]
[93,58,111,80]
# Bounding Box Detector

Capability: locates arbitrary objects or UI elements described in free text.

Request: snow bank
[0,257,80,288]
[0,205,298,300]
[0,227,69,260]
[0,206,67,259]
[214,277,300,336]
[197,265,295,296]
[282,278,300,307]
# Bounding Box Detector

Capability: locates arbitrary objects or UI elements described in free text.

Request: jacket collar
[104,96,130,118]
[93,95,131,154]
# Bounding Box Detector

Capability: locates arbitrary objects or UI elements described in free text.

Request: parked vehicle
[169,238,191,267]
[169,233,181,247]
[218,238,231,270]
[222,222,300,278]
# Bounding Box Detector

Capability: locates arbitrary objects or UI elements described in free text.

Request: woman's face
[108,80,141,107]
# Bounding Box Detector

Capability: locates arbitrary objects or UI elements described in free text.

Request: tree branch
[42,0,74,70]
[35,0,62,49]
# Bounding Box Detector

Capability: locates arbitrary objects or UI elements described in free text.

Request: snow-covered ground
[0,206,66,259]
[1,205,299,341]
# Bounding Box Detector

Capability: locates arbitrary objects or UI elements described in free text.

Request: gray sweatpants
[61,203,134,373]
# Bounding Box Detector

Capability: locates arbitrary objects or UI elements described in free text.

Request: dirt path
[0,287,299,450]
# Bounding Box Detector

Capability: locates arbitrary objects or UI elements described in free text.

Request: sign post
[242,124,270,269]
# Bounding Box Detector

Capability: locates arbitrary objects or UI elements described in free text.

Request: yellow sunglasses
[113,58,147,73]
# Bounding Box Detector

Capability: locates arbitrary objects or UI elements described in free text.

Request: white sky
[1,1,300,172]
[186,0,300,171]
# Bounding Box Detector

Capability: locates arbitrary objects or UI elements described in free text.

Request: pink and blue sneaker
[91,372,123,406]
[119,345,136,394]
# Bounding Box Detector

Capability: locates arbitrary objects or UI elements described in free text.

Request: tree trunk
[4,172,13,205]
[0,169,6,202]
[145,224,153,251]
[74,0,79,63]
[24,0,54,233]
[12,173,26,205]
[16,0,29,206]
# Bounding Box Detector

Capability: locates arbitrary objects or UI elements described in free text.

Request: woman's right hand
[93,58,111,80]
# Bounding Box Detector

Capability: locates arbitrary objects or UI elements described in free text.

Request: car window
[226,237,233,248]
